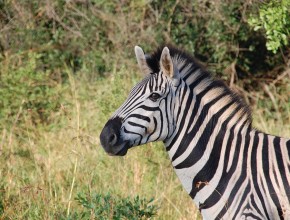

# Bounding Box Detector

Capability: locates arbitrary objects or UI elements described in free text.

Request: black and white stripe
[100,46,290,219]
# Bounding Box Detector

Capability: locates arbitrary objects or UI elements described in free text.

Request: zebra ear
[160,47,179,80]
[160,47,173,77]
[134,46,151,75]
[160,47,180,86]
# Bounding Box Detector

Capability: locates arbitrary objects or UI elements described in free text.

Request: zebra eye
[149,93,161,102]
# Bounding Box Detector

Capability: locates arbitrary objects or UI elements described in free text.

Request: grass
[0,65,200,219]
[0,61,289,219]
[0,1,289,219]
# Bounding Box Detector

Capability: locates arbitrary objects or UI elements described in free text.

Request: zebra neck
[163,98,251,213]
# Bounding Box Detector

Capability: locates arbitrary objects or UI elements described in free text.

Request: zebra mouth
[108,141,130,156]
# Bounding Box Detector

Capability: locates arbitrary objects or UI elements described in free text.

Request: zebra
[100,45,290,219]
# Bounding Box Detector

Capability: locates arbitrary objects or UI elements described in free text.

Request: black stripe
[180,64,199,77]
[251,132,271,220]
[195,120,247,210]
[146,117,158,142]
[201,122,250,216]
[287,139,290,160]
[127,121,147,133]
[166,84,225,151]
[183,68,206,84]
[164,96,171,140]
[273,137,290,204]
[149,76,153,92]
[171,90,227,161]
[232,181,251,219]
[138,105,161,112]
[258,174,271,220]
[123,127,142,140]
[174,100,236,169]
[165,87,193,150]
[164,78,168,92]
[126,114,150,123]
[175,85,188,124]
[123,88,144,110]
[154,74,158,91]
[139,85,147,97]
[250,193,263,217]
[244,212,263,219]
[158,74,164,91]
[262,135,284,219]
[122,100,145,116]
[156,106,164,141]
[189,107,237,198]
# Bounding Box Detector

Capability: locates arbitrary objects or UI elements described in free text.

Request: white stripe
[257,132,279,218]
[280,137,290,186]
[273,137,290,215]
[193,125,231,203]
[172,96,232,166]
[229,178,249,218]
[194,111,247,206]
[167,89,195,159]
[185,69,202,85]
[226,113,247,172]
[203,125,248,218]
[187,88,224,132]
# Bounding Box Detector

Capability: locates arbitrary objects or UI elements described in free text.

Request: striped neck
[163,69,252,218]
[164,67,251,156]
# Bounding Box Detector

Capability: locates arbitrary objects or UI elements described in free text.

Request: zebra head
[100,46,183,156]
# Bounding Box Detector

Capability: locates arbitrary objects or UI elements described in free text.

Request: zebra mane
[145,45,252,126]
[146,45,204,75]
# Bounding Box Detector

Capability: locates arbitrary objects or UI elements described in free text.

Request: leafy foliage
[248,0,290,53]
[142,0,289,77]
[0,0,288,80]
[69,193,157,219]
[0,1,288,220]
[0,52,66,128]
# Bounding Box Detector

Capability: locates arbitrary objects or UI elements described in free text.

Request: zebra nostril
[100,117,123,149]
[108,133,118,145]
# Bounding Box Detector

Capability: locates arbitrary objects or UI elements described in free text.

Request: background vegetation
[0,0,289,219]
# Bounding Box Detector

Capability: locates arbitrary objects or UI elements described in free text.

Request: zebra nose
[108,133,118,145]
[100,117,122,149]
[100,127,118,148]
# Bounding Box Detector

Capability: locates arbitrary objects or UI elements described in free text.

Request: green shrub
[67,193,157,219]
[149,0,288,77]
[248,0,290,53]
[1,0,288,81]
[0,2,288,220]
[0,52,66,128]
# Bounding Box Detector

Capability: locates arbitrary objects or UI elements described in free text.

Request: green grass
[1,62,289,219]
[0,1,289,219]
[0,66,201,219]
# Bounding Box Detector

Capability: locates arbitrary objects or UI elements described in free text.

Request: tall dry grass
[1,61,289,219]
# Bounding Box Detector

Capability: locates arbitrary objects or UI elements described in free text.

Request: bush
[248,0,290,53]
[149,0,289,77]
[67,193,157,219]
[0,0,288,80]
[0,2,288,219]
[0,52,66,129]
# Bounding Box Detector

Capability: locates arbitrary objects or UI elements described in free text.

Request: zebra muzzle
[100,117,129,156]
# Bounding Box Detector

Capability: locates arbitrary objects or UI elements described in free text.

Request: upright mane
[145,45,252,126]
[146,45,204,75]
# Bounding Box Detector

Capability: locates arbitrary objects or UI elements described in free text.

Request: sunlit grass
[0,66,289,219]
